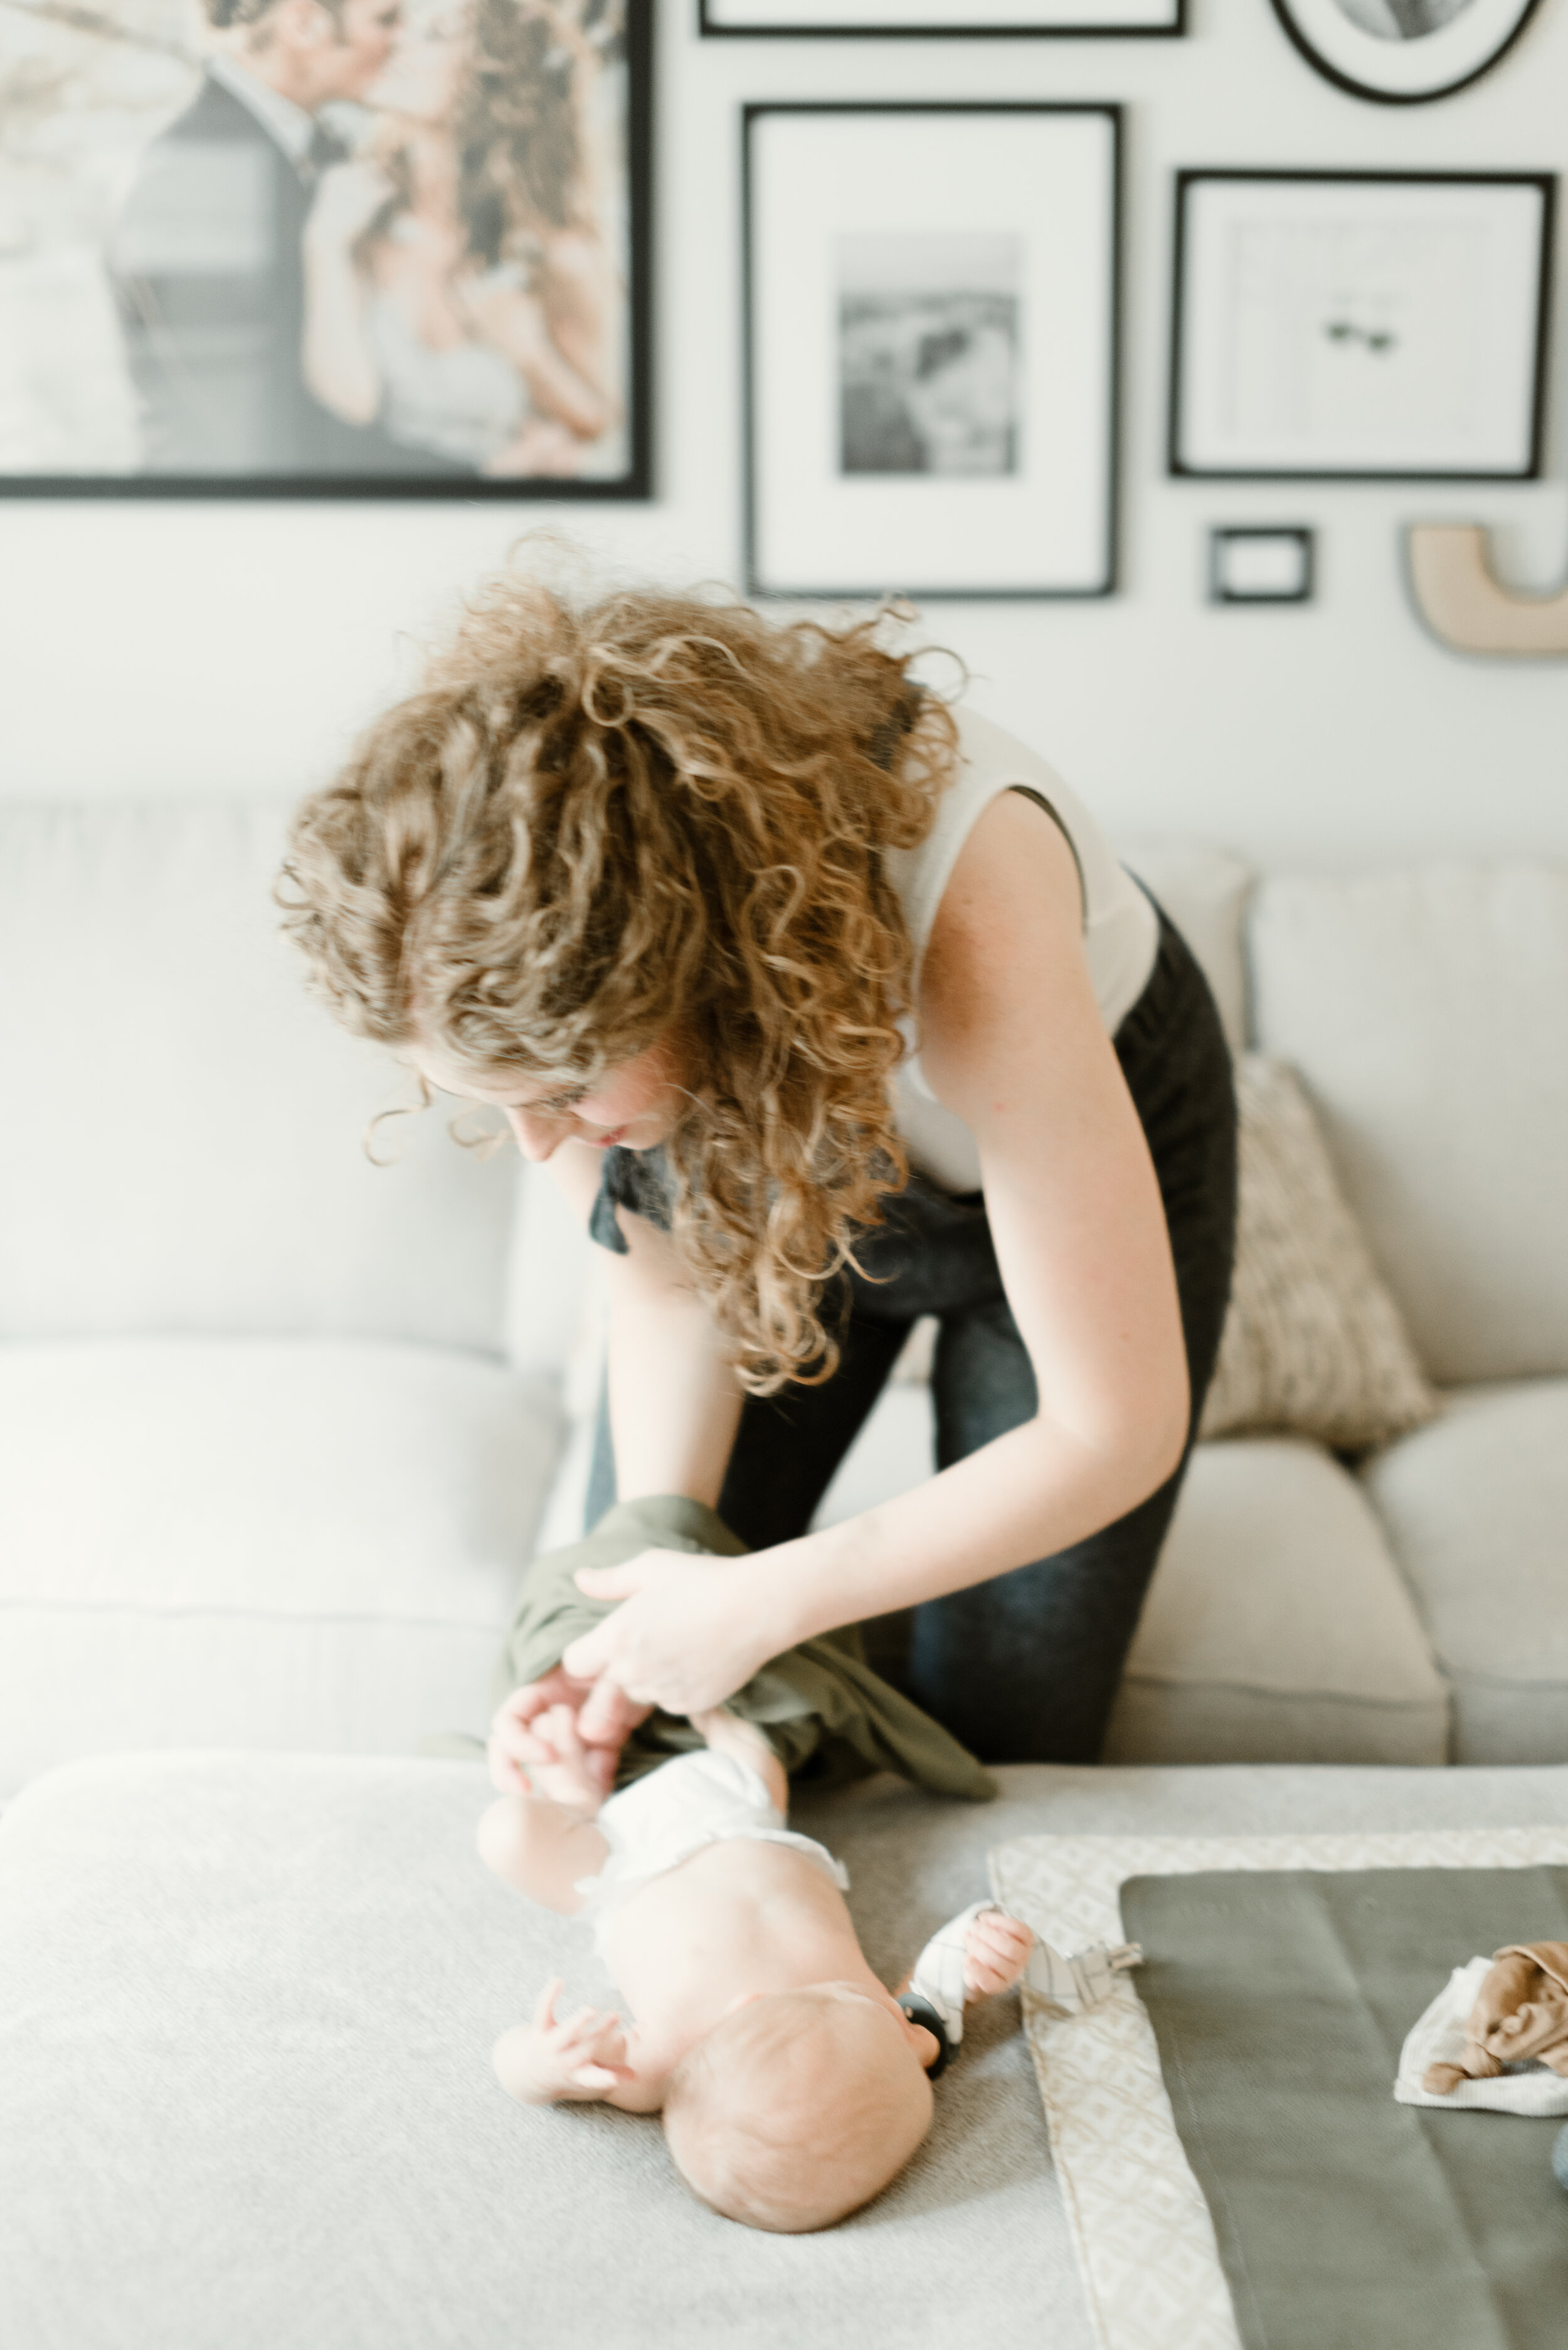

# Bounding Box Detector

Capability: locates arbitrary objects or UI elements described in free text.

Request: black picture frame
[1168,170,1554,483]
[1209,526,1315,604]
[743,101,1123,601]
[0,0,653,501]
[702,0,1181,33]
[1267,0,1544,106]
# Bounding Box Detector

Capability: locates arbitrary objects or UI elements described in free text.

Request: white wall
[3,0,1567,868]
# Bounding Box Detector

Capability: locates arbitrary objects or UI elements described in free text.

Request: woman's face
[410,1034,686,1164]
[362,3,469,124]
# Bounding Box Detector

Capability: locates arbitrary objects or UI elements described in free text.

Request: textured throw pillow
[1199,1055,1440,1452]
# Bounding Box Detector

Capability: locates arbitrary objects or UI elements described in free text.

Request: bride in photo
[303,0,620,476]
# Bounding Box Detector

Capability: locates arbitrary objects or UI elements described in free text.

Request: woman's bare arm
[546,1143,743,1509]
[302,162,395,423]
[465,260,615,444]
[564,795,1192,1714]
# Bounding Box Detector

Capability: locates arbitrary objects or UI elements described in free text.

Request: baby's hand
[494,1977,632,2105]
[964,1910,1035,2003]
[524,1704,608,1812]
[487,1668,648,1798]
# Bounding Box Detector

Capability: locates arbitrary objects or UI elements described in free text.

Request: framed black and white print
[0,0,650,498]
[744,104,1121,600]
[703,0,1180,33]
[1169,173,1554,481]
[1268,0,1543,105]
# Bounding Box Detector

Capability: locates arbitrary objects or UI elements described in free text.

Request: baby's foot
[963,1909,1035,2006]
[524,1704,607,1813]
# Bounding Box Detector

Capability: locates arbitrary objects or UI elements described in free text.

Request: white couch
[3,797,1565,1800]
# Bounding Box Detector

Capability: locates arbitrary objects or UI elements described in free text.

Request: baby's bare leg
[689,1705,788,1813]
[477,1701,611,1912]
[476,1792,608,1915]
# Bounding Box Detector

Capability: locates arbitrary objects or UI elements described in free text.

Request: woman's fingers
[573,1560,650,1602]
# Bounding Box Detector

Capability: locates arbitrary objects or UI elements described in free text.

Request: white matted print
[745,105,1120,598]
[705,0,1180,31]
[1170,172,1552,480]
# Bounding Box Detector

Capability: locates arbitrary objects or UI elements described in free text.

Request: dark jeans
[586,896,1237,1765]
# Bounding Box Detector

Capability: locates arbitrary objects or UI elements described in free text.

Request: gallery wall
[3,0,1567,866]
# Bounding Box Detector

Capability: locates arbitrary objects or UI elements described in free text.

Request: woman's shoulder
[899,699,1158,1038]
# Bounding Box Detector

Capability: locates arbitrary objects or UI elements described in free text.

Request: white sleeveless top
[883,706,1158,1194]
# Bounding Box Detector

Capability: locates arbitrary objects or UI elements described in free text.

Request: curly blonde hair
[279,576,958,1392]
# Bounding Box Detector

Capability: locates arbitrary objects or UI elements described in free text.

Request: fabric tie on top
[1024,1935,1143,2019]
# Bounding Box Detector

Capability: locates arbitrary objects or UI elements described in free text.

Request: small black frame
[701,0,1182,32]
[1209,526,1315,605]
[1168,169,1555,483]
[0,0,654,501]
[743,100,1123,601]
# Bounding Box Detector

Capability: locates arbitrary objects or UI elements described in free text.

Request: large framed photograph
[744,104,1121,600]
[0,0,650,497]
[1268,0,1543,105]
[1169,171,1554,481]
[703,0,1180,33]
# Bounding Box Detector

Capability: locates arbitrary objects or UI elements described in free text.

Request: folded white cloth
[1395,1957,1568,2116]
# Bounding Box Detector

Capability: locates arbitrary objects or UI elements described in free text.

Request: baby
[477,1702,1034,2233]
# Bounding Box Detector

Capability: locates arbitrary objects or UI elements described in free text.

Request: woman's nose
[506,1107,563,1163]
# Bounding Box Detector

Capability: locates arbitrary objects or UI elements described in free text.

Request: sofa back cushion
[0,800,515,1351]
[1248,861,1568,1385]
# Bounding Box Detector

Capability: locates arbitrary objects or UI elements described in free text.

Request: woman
[302,0,619,476]
[281,580,1236,1773]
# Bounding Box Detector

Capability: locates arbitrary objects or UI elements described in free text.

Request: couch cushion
[1104,1435,1449,1766]
[1248,862,1568,1384]
[810,1385,1448,1766]
[4,1754,1568,2350]
[0,799,516,1350]
[1360,1378,1568,1766]
[0,1337,561,1797]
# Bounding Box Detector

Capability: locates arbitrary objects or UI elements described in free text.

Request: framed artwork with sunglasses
[0,0,650,497]
[1168,170,1554,481]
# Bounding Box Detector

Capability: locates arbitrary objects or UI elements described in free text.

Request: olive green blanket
[1121,1865,1568,2350]
[494,1495,995,1802]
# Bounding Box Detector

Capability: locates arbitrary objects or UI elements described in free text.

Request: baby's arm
[895,1906,1035,2011]
[493,1979,666,2112]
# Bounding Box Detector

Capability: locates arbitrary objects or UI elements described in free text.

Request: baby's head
[662,1983,935,2233]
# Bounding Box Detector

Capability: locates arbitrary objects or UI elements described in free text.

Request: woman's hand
[304,157,396,252]
[563,1548,781,1721]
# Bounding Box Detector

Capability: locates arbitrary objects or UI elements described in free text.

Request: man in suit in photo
[110,0,467,476]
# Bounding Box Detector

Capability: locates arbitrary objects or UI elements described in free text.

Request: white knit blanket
[987,1825,1568,2350]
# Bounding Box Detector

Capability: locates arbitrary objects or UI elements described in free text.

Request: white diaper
[575,1748,850,1955]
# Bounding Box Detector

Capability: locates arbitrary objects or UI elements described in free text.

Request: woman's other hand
[486,1666,651,1795]
[564,1549,779,1720]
